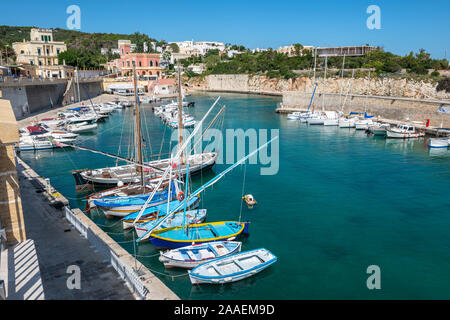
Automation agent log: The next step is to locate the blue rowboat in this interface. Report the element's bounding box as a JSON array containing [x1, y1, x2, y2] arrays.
[[189, 248, 277, 284], [147, 221, 250, 249], [121, 196, 200, 228], [159, 241, 242, 269]]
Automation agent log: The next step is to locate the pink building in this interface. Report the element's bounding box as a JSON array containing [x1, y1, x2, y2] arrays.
[[117, 40, 162, 78]]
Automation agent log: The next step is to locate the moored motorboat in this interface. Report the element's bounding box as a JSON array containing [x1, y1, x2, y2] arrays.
[[386, 124, 425, 139], [159, 241, 242, 269], [188, 248, 277, 284], [428, 138, 449, 148]]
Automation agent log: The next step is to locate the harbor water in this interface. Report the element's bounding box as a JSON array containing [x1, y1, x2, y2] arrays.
[[20, 92, 450, 299]]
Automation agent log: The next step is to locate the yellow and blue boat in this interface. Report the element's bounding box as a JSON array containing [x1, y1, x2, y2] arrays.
[[142, 221, 250, 249]]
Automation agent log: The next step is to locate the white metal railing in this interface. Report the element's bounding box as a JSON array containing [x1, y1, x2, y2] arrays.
[[0, 218, 6, 252], [63, 206, 148, 299]]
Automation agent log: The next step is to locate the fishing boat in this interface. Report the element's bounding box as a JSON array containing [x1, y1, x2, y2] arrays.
[[147, 221, 249, 249], [121, 196, 200, 227], [368, 122, 389, 136], [134, 136, 277, 245], [386, 124, 425, 139], [428, 138, 449, 148], [86, 175, 174, 207], [71, 152, 217, 188], [93, 182, 179, 217], [134, 209, 207, 235], [70, 64, 217, 189], [188, 248, 277, 284], [159, 241, 242, 269]]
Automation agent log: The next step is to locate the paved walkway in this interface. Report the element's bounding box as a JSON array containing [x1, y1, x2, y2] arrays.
[[2, 161, 137, 300]]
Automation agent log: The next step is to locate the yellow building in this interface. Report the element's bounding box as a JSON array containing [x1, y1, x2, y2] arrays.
[[12, 28, 72, 79]]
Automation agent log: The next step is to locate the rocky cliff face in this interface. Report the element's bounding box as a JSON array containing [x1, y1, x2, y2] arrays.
[[188, 75, 450, 100]]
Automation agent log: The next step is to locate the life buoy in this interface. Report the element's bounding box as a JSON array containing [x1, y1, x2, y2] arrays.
[[177, 192, 185, 201]]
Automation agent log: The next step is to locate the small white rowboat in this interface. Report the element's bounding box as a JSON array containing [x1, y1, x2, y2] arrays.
[[189, 248, 277, 284], [159, 241, 242, 269]]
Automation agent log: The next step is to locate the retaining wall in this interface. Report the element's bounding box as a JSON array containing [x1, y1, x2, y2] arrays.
[[0, 80, 104, 120]]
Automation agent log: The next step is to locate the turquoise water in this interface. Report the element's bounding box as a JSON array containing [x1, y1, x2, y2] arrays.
[[20, 92, 450, 299]]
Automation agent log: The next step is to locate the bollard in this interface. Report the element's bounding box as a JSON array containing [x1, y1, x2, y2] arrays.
[[0, 280, 5, 300], [44, 178, 51, 194]]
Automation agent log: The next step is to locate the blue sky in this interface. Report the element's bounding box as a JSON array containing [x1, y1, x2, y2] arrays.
[[1, 0, 449, 58]]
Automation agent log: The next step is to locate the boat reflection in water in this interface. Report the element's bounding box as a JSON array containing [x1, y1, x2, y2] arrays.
[[384, 138, 423, 154], [428, 147, 449, 158]]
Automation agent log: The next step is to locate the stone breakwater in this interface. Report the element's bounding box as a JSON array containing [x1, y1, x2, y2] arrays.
[[188, 74, 450, 127]]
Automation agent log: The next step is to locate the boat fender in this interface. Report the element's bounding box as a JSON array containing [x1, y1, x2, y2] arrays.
[[177, 192, 185, 201]]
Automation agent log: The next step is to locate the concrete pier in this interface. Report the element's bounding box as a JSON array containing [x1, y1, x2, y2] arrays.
[[3, 158, 179, 300]]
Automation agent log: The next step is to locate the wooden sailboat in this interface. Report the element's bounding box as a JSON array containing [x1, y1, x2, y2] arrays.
[[71, 63, 218, 189], [134, 136, 278, 247]]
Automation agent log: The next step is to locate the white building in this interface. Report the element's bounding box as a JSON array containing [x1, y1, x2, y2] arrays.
[[167, 40, 225, 56]]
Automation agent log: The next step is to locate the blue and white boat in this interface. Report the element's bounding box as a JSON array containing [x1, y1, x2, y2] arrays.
[[159, 241, 242, 269], [93, 181, 179, 217], [135, 209, 207, 236], [121, 196, 200, 228], [188, 248, 277, 284], [134, 136, 278, 244]]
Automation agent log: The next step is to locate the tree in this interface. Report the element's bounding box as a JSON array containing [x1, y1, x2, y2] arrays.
[[293, 43, 303, 56], [169, 43, 180, 53]]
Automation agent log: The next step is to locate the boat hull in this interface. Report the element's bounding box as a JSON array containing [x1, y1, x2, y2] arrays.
[[146, 221, 250, 248], [428, 138, 449, 148], [188, 248, 277, 284], [160, 241, 242, 269]]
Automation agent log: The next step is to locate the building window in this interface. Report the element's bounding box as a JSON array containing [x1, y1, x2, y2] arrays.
[[38, 60, 42, 66], [37, 48, 41, 55], [57, 49, 60, 54], [139, 61, 142, 67], [150, 60, 153, 67], [127, 61, 130, 67], [20, 50, 24, 54], [30, 61, 34, 65], [155, 61, 158, 66]]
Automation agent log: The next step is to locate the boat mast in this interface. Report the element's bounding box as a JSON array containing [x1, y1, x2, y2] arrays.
[[322, 56, 328, 112], [133, 62, 144, 187], [177, 61, 184, 165], [339, 54, 346, 108]]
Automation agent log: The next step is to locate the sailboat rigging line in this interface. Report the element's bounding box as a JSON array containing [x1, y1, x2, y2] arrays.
[[137, 135, 279, 241], [239, 163, 247, 223], [189, 105, 226, 154], [131, 97, 222, 225], [63, 143, 167, 173], [307, 61, 325, 112], [341, 69, 355, 113], [158, 122, 167, 160]]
